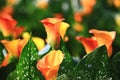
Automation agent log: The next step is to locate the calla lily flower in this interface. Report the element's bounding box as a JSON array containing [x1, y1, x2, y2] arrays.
[[0, 39, 27, 68], [76, 36, 98, 54], [1, 39, 27, 58], [0, 32, 45, 68], [41, 18, 69, 49], [76, 29, 116, 57], [0, 12, 24, 38], [37, 50, 64, 80]]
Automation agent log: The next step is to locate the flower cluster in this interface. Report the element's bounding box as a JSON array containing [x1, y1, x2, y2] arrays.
[[0, 13, 117, 79]]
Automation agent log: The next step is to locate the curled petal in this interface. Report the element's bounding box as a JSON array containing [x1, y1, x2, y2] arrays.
[[0, 39, 27, 67], [59, 22, 69, 39], [0, 53, 12, 68], [32, 37, 45, 50], [76, 36, 98, 54], [41, 18, 63, 24], [37, 50, 64, 80], [41, 18, 69, 49], [89, 29, 116, 57], [1, 39, 28, 58], [1, 39, 20, 58]]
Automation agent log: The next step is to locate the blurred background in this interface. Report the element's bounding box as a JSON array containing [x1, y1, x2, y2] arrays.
[[0, 0, 120, 58]]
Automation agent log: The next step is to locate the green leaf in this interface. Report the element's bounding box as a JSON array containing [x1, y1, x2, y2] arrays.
[[7, 39, 44, 80], [58, 39, 76, 75], [0, 62, 16, 80], [0, 32, 4, 40], [71, 45, 112, 80], [112, 52, 120, 80], [56, 74, 69, 80]]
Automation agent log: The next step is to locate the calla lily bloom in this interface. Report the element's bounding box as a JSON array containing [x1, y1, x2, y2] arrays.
[[0, 33, 45, 68], [41, 18, 69, 49], [76, 29, 116, 57], [0, 39, 27, 68], [37, 50, 64, 80], [76, 36, 98, 54], [1, 39, 27, 58], [0, 12, 24, 38]]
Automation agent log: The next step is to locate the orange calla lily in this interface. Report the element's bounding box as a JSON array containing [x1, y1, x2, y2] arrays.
[[76, 29, 116, 57], [0, 39, 27, 68], [41, 18, 69, 49], [0, 12, 24, 38], [1, 39, 27, 58], [1, 39, 21, 58], [37, 50, 64, 80], [0, 31, 45, 68], [76, 36, 98, 54], [89, 29, 116, 57]]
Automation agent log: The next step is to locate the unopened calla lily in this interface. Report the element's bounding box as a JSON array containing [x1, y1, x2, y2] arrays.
[[76, 29, 116, 57], [37, 50, 64, 80], [41, 18, 69, 49]]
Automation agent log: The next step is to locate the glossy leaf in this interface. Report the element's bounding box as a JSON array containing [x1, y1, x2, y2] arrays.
[[112, 52, 120, 80], [7, 39, 44, 80], [71, 45, 112, 80], [58, 39, 76, 75], [0, 62, 16, 80], [0, 32, 4, 40]]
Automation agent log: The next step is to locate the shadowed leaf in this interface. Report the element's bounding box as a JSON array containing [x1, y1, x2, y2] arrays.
[[7, 39, 44, 80], [71, 45, 112, 80]]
